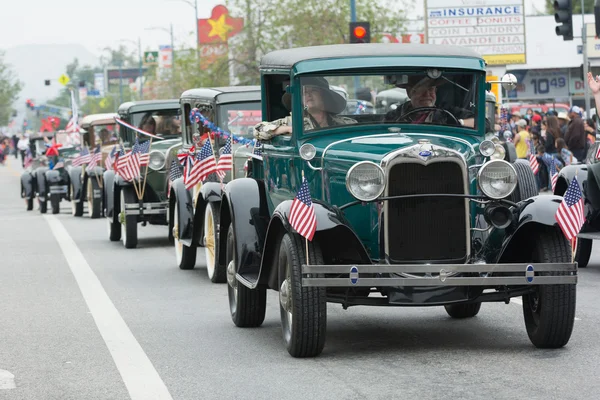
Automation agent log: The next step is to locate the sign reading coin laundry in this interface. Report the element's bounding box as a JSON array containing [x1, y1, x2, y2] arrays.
[[424, 0, 526, 66]]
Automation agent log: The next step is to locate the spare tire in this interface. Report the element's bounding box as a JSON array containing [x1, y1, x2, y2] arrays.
[[509, 159, 539, 203]]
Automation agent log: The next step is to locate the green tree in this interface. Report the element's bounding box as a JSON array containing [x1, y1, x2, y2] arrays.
[[0, 51, 23, 126], [545, 0, 595, 14], [226, 0, 412, 85]]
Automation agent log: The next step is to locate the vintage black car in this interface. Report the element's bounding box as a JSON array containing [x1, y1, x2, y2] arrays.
[[554, 142, 600, 268], [217, 44, 577, 357], [21, 132, 77, 214], [103, 100, 181, 248], [170, 86, 261, 282]]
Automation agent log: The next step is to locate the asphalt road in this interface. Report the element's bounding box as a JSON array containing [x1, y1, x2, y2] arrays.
[[1, 157, 600, 400]]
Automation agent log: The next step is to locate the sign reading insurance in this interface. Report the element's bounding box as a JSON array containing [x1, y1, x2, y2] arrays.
[[424, 0, 526, 66]]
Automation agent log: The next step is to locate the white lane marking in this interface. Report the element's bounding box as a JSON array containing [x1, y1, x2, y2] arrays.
[[0, 369, 16, 389], [43, 215, 173, 400]]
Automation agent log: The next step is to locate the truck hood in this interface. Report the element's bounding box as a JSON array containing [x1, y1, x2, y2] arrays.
[[148, 137, 181, 153], [307, 131, 479, 165]]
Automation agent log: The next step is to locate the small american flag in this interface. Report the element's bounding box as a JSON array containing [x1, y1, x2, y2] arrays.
[[183, 151, 196, 190], [595, 143, 600, 160], [289, 176, 317, 241], [555, 176, 585, 241], [87, 144, 102, 169], [528, 140, 539, 175], [105, 146, 117, 170], [216, 136, 233, 180], [186, 140, 217, 189], [551, 158, 559, 192], [167, 159, 183, 195], [123, 138, 146, 180], [500, 107, 509, 131], [72, 147, 91, 167], [136, 139, 151, 166], [115, 145, 127, 176]]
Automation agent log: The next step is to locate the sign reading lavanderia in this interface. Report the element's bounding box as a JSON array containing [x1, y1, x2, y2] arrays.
[[424, 0, 526, 66]]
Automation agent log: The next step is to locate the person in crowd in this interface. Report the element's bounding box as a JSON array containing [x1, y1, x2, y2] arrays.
[[536, 144, 553, 192], [513, 119, 530, 159], [557, 112, 570, 136], [544, 115, 561, 154], [585, 118, 597, 145], [140, 115, 156, 134], [509, 111, 522, 133], [556, 137, 573, 167], [569, 105, 583, 121], [565, 117, 587, 161], [17, 134, 29, 167]]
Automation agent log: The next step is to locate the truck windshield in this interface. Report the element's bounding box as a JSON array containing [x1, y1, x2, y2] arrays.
[[131, 109, 181, 138], [218, 102, 262, 138], [299, 69, 481, 134]]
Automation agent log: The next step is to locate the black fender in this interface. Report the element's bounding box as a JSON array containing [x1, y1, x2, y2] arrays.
[[554, 164, 587, 197], [172, 178, 194, 246], [35, 167, 49, 198], [174, 180, 222, 246], [257, 200, 371, 290], [21, 172, 34, 199], [103, 170, 116, 218], [494, 195, 565, 263], [502, 141, 517, 163], [69, 166, 83, 202]]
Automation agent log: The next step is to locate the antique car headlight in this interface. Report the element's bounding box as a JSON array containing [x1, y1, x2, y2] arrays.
[[479, 140, 495, 157], [148, 151, 166, 171], [490, 144, 506, 160], [478, 160, 517, 199], [346, 161, 385, 201]]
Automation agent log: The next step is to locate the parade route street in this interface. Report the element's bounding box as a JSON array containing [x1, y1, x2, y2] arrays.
[[2, 157, 600, 400]]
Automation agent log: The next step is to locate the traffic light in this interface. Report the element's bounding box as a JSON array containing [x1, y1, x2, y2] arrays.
[[25, 99, 35, 110], [349, 22, 371, 44], [44, 79, 51, 86], [78, 81, 86, 88], [554, 0, 573, 41]]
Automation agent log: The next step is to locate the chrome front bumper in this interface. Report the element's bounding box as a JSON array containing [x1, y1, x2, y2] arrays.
[[49, 185, 68, 194], [301, 263, 577, 287], [123, 202, 168, 216]]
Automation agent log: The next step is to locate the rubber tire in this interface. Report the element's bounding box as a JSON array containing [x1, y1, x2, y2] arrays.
[[26, 197, 33, 211], [509, 159, 539, 203], [50, 193, 60, 214], [120, 187, 138, 249], [522, 228, 576, 348], [39, 197, 47, 214], [71, 184, 84, 217], [227, 225, 267, 327], [575, 238, 592, 269], [87, 177, 102, 219], [444, 303, 482, 318], [205, 202, 226, 283], [174, 202, 197, 270], [278, 232, 327, 358]]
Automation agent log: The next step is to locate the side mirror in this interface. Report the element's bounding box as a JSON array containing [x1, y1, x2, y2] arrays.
[[500, 73, 518, 91]]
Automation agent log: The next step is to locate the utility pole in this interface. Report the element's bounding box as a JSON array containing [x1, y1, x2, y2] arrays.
[[138, 37, 144, 100], [119, 60, 124, 106], [583, 0, 591, 113]]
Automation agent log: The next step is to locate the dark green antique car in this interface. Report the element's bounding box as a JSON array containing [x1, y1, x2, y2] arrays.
[[217, 44, 578, 357], [170, 86, 261, 282], [103, 100, 181, 248]]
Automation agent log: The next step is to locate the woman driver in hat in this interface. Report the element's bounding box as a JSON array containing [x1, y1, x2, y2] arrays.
[[254, 77, 356, 140], [384, 74, 475, 128]]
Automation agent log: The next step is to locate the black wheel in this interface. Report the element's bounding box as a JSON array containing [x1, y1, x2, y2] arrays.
[[120, 187, 138, 249], [523, 228, 576, 348], [278, 232, 327, 358], [26, 197, 33, 211], [87, 177, 102, 219], [173, 202, 197, 269], [509, 159, 539, 203], [50, 193, 60, 214], [39, 197, 47, 214], [575, 238, 592, 268], [444, 303, 482, 319], [71, 184, 84, 217], [205, 202, 226, 283], [226, 225, 266, 327]]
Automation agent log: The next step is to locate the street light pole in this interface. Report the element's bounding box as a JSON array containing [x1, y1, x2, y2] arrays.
[[138, 37, 144, 100], [167, 0, 199, 60], [582, 0, 591, 113]]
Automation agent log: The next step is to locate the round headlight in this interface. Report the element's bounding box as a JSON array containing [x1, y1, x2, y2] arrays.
[[480, 140, 496, 157], [346, 161, 385, 202], [299, 143, 316, 161], [148, 151, 166, 171], [490, 144, 506, 160], [478, 160, 517, 199], [503, 130, 513, 140]]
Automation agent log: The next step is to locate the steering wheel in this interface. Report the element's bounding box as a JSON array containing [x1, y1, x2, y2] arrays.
[[395, 106, 460, 125]]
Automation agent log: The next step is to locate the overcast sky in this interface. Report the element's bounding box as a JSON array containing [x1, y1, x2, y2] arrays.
[[1, 0, 548, 56]]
